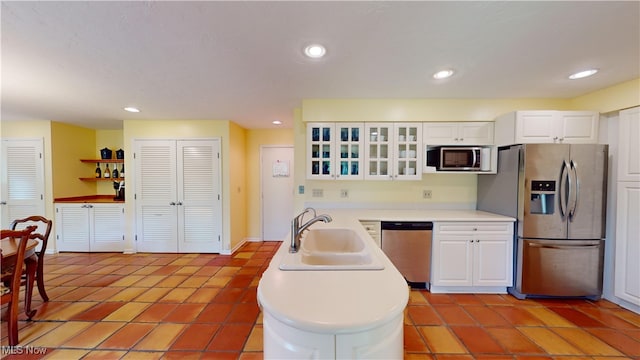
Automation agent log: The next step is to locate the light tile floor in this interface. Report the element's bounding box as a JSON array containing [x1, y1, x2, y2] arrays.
[[1, 241, 639, 359]]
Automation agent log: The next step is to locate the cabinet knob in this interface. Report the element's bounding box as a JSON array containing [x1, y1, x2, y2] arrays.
[[459, 138, 464, 141], [469, 239, 474, 243], [177, 202, 183, 206], [473, 227, 478, 231], [169, 202, 176, 206], [0, 201, 6, 205]]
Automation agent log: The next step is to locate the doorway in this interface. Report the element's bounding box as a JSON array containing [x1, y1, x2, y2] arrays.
[[261, 146, 294, 241]]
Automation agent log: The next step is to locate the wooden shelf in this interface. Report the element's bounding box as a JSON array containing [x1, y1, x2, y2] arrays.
[[80, 159, 124, 163], [79, 177, 124, 181]]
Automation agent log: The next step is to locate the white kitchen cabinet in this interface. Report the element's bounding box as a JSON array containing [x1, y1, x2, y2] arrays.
[[263, 310, 403, 359], [359, 220, 381, 247], [423, 122, 494, 145], [494, 110, 599, 146], [55, 203, 124, 252], [617, 107, 640, 182], [431, 222, 513, 293], [364, 123, 422, 180], [614, 106, 640, 308], [307, 123, 363, 180], [134, 139, 222, 253]]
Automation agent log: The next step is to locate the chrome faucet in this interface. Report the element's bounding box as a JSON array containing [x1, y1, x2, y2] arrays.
[[290, 208, 332, 253]]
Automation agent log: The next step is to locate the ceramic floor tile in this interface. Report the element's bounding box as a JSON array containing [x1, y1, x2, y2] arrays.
[[486, 327, 546, 355], [98, 323, 156, 350], [408, 305, 444, 325], [433, 304, 476, 325], [38, 301, 97, 321], [54, 286, 101, 301], [132, 275, 166, 287], [133, 323, 186, 351], [163, 303, 206, 323], [450, 325, 505, 354], [464, 305, 511, 326], [207, 323, 253, 351], [549, 307, 606, 327], [205, 275, 232, 287], [449, 294, 484, 305], [213, 287, 246, 303], [79, 287, 123, 301], [174, 265, 201, 275], [69, 302, 126, 321], [409, 290, 429, 305], [133, 287, 172, 302], [517, 327, 583, 355], [109, 275, 145, 287], [178, 275, 210, 288], [156, 275, 189, 287], [195, 302, 235, 323], [170, 323, 220, 351], [524, 306, 577, 327], [419, 326, 468, 354], [63, 322, 126, 348], [28, 321, 93, 347], [243, 325, 263, 352], [159, 287, 197, 302], [185, 287, 221, 303], [82, 350, 129, 359], [226, 303, 260, 323], [494, 306, 545, 326], [610, 308, 640, 327], [102, 302, 150, 321], [576, 306, 639, 329], [552, 327, 624, 356], [134, 303, 179, 322], [120, 351, 164, 359], [107, 287, 147, 302], [43, 349, 90, 359], [404, 324, 430, 352], [194, 265, 222, 276], [586, 328, 640, 357]]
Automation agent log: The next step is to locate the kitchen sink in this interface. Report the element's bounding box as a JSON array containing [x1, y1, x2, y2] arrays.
[[279, 228, 385, 271]]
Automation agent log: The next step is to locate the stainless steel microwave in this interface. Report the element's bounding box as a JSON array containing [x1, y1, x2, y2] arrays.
[[427, 146, 484, 171]]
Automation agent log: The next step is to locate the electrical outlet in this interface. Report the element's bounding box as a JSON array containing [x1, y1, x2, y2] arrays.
[[423, 190, 432, 199], [312, 189, 324, 198], [340, 189, 349, 198]]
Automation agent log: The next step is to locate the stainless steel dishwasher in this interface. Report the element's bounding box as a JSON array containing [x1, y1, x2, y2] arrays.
[[381, 222, 433, 289]]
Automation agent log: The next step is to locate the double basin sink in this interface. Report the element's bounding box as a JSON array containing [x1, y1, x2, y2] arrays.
[[279, 228, 385, 271]]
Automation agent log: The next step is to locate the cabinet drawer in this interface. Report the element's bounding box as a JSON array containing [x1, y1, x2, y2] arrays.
[[436, 222, 512, 234]]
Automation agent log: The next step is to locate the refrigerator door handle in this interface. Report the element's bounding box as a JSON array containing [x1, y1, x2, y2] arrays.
[[569, 160, 579, 219], [559, 160, 569, 218], [527, 242, 600, 250]]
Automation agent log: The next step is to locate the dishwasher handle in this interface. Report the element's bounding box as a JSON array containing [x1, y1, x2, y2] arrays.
[[381, 222, 433, 231]]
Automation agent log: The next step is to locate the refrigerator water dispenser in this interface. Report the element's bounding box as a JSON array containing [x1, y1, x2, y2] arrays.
[[530, 180, 555, 215]]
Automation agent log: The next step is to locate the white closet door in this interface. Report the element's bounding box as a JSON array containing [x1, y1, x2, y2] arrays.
[[134, 140, 179, 252], [177, 140, 222, 253], [1, 139, 45, 228]]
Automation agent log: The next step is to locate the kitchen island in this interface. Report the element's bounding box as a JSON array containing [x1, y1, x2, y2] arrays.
[[257, 209, 515, 359]]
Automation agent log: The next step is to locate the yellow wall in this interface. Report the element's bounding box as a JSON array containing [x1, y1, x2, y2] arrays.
[[245, 128, 295, 239], [50, 122, 96, 198], [123, 119, 236, 253], [302, 98, 571, 123], [96, 129, 124, 195], [228, 122, 248, 251], [570, 78, 640, 113]]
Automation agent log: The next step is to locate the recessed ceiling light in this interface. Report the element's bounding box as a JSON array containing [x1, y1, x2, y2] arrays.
[[569, 69, 598, 80], [304, 44, 326, 59], [433, 69, 454, 79], [124, 107, 140, 113], [272, 120, 282, 125]]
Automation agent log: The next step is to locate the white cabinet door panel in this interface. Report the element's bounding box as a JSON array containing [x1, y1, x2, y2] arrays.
[[91, 204, 124, 252], [56, 205, 90, 252], [615, 182, 640, 306], [618, 107, 640, 182]]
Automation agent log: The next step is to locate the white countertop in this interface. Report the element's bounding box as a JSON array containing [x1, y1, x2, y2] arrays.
[[256, 209, 514, 334]]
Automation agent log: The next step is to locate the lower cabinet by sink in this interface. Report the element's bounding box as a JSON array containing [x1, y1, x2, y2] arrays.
[[431, 221, 514, 293], [55, 203, 125, 252], [263, 310, 403, 359]]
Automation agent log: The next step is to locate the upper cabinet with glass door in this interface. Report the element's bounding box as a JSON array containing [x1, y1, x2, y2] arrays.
[[394, 124, 422, 180], [307, 123, 363, 180], [364, 123, 422, 180]]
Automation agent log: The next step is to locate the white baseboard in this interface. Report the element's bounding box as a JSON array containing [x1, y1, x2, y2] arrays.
[[245, 237, 262, 242]]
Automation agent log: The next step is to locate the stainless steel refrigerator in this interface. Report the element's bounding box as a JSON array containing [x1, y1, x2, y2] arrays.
[[477, 144, 607, 299]]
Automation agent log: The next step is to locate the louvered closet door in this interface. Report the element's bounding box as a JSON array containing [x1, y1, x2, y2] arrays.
[[91, 204, 125, 252], [1, 139, 45, 228], [177, 140, 222, 253], [135, 140, 179, 252]]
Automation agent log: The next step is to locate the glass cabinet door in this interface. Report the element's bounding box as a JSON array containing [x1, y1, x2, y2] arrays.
[[336, 123, 363, 180], [365, 124, 393, 180], [307, 124, 335, 179], [394, 123, 422, 180]]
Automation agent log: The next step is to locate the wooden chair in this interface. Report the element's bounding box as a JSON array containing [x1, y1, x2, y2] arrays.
[[1, 226, 36, 346], [11, 216, 53, 304]]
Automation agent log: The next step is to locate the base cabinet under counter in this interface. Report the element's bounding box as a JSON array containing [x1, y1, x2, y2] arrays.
[[55, 203, 125, 252], [431, 222, 514, 294]]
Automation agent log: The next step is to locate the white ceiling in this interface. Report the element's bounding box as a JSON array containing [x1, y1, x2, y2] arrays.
[[2, 1, 639, 130]]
